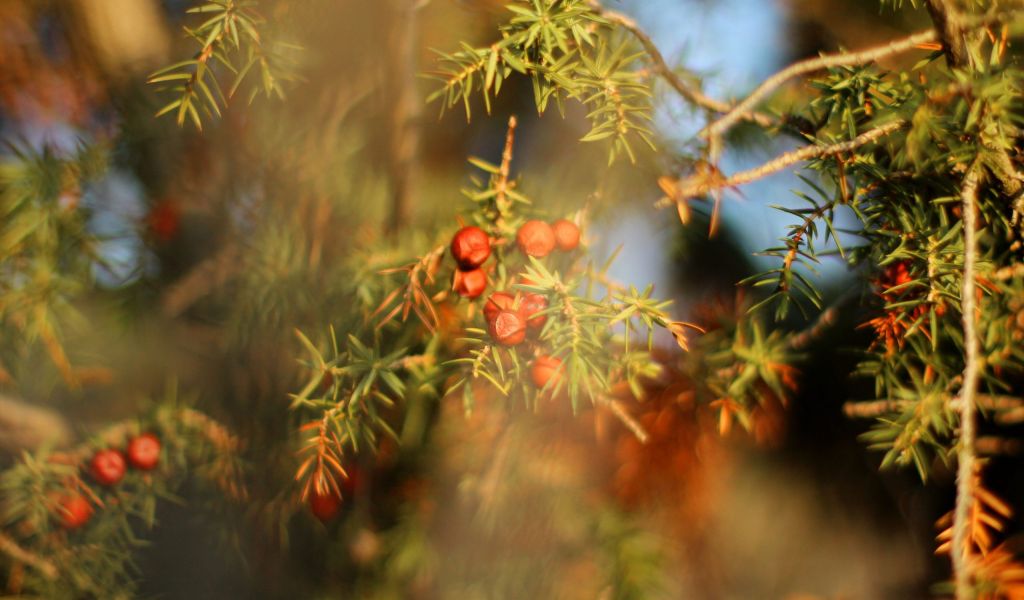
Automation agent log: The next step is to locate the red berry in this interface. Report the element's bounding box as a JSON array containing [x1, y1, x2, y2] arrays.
[[516, 220, 556, 258], [489, 310, 526, 346], [453, 268, 487, 299], [520, 293, 548, 330], [551, 219, 581, 251], [484, 292, 518, 323], [127, 434, 161, 471], [90, 449, 126, 486], [530, 355, 564, 389], [309, 488, 342, 522], [450, 226, 491, 270], [57, 493, 93, 529], [148, 199, 180, 242]]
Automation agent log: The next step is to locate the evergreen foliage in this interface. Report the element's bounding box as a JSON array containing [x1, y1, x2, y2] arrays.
[[4, 0, 1024, 597]]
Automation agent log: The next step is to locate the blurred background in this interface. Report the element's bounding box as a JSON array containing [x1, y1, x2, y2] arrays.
[[0, 0, 1001, 598]]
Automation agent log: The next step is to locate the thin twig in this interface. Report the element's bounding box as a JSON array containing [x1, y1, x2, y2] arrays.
[[952, 168, 981, 599], [0, 531, 57, 580], [477, 419, 513, 515], [385, 0, 422, 236], [844, 394, 1024, 418], [976, 436, 1022, 456], [597, 395, 649, 444], [655, 120, 906, 208], [992, 263, 1024, 280], [703, 30, 935, 139], [843, 399, 905, 418], [995, 406, 1024, 425], [161, 244, 240, 317], [494, 116, 518, 232], [789, 306, 838, 350], [586, 1, 774, 128]]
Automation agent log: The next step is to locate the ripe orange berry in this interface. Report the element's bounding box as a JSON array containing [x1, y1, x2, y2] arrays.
[[309, 488, 342, 522], [57, 493, 93, 529], [450, 226, 491, 270], [90, 449, 126, 486], [127, 434, 161, 471], [516, 220, 555, 258], [530, 355, 563, 389], [453, 268, 487, 299], [489, 310, 526, 346], [520, 293, 548, 330], [551, 219, 580, 251], [484, 291, 518, 323]]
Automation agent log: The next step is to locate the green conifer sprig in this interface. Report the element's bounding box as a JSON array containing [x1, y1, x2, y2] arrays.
[[149, 0, 301, 129], [0, 388, 245, 599], [290, 122, 690, 498], [428, 0, 655, 163], [0, 141, 108, 386]]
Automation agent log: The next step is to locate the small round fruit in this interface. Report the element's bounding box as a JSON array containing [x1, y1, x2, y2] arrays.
[[90, 449, 126, 486], [489, 310, 527, 346], [520, 293, 548, 330], [484, 292, 518, 323], [531, 355, 563, 389], [450, 226, 491, 270], [148, 200, 181, 242], [453, 268, 487, 299], [309, 489, 342, 522], [57, 494, 93, 530], [127, 434, 161, 471], [516, 220, 556, 258], [551, 219, 580, 251]]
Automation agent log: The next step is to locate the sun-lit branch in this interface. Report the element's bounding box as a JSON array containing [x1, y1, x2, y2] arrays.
[[655, 120, 906, 208], [587, 0, 775, 129], [0, 531, 57, 581], [952, 168, 981, 599], [844, 394, 1024, 418], [597, 395, 650, 444], [702, 30, 936, 139]]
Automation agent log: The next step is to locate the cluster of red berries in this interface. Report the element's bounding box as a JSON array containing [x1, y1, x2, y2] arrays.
[[55, 433, 162, 530], [448, 218, 580, 393], [449, 218, 581, 299], [483, 288, 565, 390], [516, 218, 580, 258]]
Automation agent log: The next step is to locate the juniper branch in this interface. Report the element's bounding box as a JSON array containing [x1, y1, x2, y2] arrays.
[[788, 305, 839, 350], [0, 531, 57, 580], [655, 120, 906, 207], [586, 0, 774, 128], [926, 0, 969, 68], [494, 116, 518, 231], [952, 168, 981, 599], [702, 31, 935, 139], [976, 436, 1022, 456], [597, 395, 649, 444], [844, 394, 1024, 418]]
